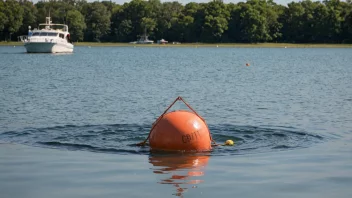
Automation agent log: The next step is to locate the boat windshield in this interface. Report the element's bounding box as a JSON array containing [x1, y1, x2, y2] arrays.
[[40, 32, 58, 37], [31, 32, 58, 37]]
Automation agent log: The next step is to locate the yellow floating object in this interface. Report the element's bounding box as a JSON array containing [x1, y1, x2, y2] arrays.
[[224, 140, 234, 146]]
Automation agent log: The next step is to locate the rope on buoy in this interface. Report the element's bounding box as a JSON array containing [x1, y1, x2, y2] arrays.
[[136, 96, 218, 146]]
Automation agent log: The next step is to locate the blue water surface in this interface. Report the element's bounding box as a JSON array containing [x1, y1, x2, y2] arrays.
[[0, 45, 351, 198]]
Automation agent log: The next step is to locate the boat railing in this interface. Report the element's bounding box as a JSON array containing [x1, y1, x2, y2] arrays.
[[18, 35, 28, 42], [29, 37, 68, 43], [18, 35, 69, 44], [38, 24, 68, 32]]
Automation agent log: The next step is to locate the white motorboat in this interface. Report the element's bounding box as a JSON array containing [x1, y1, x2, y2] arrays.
[[19, 17, 73, 53], [157, 39, 168, 44], [136, 35, 154, 44]]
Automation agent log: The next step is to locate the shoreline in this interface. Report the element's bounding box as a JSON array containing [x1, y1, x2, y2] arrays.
[[1, 41, 352, 48]]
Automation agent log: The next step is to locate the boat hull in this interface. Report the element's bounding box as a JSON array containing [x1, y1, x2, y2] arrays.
[[24, 42, 74, 53]]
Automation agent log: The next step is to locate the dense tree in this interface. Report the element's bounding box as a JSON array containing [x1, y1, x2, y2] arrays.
[[2, 0, 24, 40], [1, 0, 352, 43], [0, 0, 8, 33], [35, 0, 74, 25], [240, 3, 270, 42], [343, 9, 352, 42], [141, 17, 156, 36], [201, 0, 230, 42], [155, 1, 183, 41], [116, 19, 133, 41], [16, 0, 37, 37], [66, 9, 86, 41], [284, 2, 301, 42], [323, 0, 345, 43], [83, 2, 111, 42]]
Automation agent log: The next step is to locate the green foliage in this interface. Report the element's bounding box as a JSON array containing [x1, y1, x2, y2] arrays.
[[344, 11, 352, 42], [3, 0, 24, 40], [84, 2, 111, 42], [282, 0, 348, 43], [202, 0, 230, 42], [141, 17, 156, 35], [0, 0, 8, 32], [155, 1, 183, 40], [66, 9, 86, 41], [1, 0, 352, 43], [121, 0, 150, 38], [116, 19, 133, 42], [240, 5, 270, 43], [16, 0, 37, 37]]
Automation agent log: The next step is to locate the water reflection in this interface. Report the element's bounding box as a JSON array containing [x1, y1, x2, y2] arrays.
[[149, 153, 210, 197]]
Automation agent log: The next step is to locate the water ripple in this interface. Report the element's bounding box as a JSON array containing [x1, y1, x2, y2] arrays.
[[0, 124, 324, 156]]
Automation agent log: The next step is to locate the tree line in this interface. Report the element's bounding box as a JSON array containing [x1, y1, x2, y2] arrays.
[[1, 0, 352, 43]]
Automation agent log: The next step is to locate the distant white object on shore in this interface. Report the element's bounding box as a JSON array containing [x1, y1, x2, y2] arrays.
[[136, 35, 153, 44], [157, 39, 168, 44]]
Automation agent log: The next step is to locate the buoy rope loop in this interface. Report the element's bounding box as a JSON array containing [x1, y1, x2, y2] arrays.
[[136, 97, 181, 146], [178, 97, 219, 146], [136, 96, 218, 146]]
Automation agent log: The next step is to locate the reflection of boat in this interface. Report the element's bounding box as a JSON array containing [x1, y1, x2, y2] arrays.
[[18, 17, 74, 53], [149, 154, 209, 197]]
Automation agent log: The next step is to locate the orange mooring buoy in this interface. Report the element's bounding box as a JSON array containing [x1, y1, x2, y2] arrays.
[[137, 97, 215, 151], [150, 110, 211, 151]]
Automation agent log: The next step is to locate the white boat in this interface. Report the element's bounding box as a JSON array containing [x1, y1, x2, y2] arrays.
[[18, 17, 73, 53], [157, 39, 168, 44], [136, 35, 154, 44]]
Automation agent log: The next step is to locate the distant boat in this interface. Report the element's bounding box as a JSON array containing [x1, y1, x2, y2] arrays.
[[136, 34, 154, 44], [157, 39, 168, 44], [18, 16, 74, 53]]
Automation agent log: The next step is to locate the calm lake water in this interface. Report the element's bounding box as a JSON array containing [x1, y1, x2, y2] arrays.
[[1, 46, 352, 197]]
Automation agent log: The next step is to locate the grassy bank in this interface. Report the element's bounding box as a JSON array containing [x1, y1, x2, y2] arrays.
[[0, 42, 24, 46], [74, 42, 352, 48], [2, 41, 352, 48]]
